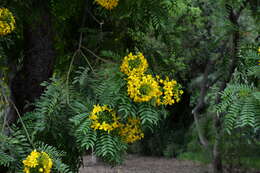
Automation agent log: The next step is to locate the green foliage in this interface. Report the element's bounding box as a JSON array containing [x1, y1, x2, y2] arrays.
[[70, 64, 170, 164], [70, 107, 128, 164], [88, 64, 167, 128], [89, 64, 126, 107], [70, 113, 97, 151], [12, 78, 85, 171], [216, 84, 259, 133], [50, 0, 83, 21], [36, 142, 72, 173], [221, 130, 260, 171], [216, 46, 260, 134], [95, 134, 127, 164], [242, 48, 260, 77], [0, 127, 72, 173], [0, 126, 31, 170], [0, 150, 15, 167], [137, 103, 161, 130], [0, 80, 73, 172], [103, 0, 173, 31], [1, 0, 259, 172]]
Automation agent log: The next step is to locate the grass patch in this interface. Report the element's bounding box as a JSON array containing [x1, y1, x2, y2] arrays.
[[177, 152, 211, 164], [178, 152, 260, 170], [240, 157, 260, 170]]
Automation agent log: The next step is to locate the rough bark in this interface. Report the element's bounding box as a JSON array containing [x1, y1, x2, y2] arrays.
[[7, 1, 55, 124]]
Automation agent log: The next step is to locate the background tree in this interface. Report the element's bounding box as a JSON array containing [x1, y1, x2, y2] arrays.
[[0, 0, 259, 173]]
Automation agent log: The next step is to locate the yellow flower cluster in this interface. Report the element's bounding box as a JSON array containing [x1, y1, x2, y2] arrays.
[[89, 105, 144, 143], [0, 8, 15, 36], [23, 150, 53, 173], [120, 117, 144, 143], [156, 76, 184, 106], [127, 74, 162, 102], [95, 0, 119, 10], [89, 105, 121, 133], [120, 52, 183, 105], [120, 52, 148, 76]]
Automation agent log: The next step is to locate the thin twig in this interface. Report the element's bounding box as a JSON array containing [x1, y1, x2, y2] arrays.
[[82, 46, 112, 63], [66, 1, 90, 103], [10, 100, 35, 148], [66, 50, 80, 103], [86, 7, 103, 26], [79, 50, 94, 72]]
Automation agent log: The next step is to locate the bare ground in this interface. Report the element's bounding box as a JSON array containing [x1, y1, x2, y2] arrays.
[[79, 155, 212, 173]]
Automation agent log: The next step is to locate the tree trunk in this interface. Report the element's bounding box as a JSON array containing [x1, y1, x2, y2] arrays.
[[8, 1, 55, 124], [212, 3, 243, 172], [213, 114, 223, 173]]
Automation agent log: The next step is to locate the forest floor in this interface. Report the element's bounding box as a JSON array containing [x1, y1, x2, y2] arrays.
[[79, 154, 212, 173]]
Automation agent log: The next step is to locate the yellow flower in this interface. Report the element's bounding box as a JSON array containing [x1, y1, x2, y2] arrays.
[[95, 0, 119, 10], [120, 117, 144, 143], [0, 8, 15, 36], [156, 76, 183, 106], [23, 150, 53, 173], [23, 167, 30, 173], [89, 105, 121, 133], [23, 150, 40, 168], [41, 152, 53, 173], [100, 122, 113, 132], [127, 74, 162, 103], [120, 52, 148, 76]]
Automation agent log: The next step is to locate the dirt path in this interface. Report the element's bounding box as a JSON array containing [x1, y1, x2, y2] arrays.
[[79, 155, 212, 173]]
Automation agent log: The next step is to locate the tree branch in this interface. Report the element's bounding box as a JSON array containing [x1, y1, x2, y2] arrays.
[[192, 59, 214, 149]]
